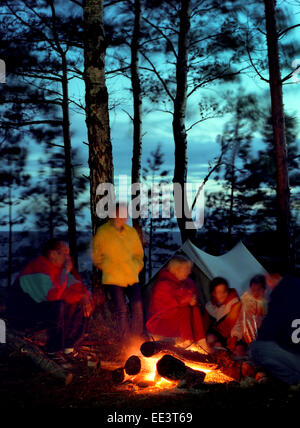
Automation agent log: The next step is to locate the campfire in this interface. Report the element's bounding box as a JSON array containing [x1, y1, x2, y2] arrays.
[[106, 340, 235, 393]]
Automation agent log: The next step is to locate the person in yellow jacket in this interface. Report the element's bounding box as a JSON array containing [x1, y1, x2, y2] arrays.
[[92, 203, 144, 348]]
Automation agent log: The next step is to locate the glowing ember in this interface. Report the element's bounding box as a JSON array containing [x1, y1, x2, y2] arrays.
[[108, 340, 234, 392], [184, 361, 233, 384], [134, 352, 233, 391], [133, 354, 179, 390], [143, 356, 162, 382]]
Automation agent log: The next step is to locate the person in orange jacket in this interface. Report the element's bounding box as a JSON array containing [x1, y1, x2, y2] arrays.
[[92, 203, 144, 348]]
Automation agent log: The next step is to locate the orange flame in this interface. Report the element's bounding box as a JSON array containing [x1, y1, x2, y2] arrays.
[[117, 339, 233, 392]]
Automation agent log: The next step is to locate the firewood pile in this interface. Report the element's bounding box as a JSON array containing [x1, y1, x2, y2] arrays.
[[2, 320, 256, 392], [109, 340, 254, 392]]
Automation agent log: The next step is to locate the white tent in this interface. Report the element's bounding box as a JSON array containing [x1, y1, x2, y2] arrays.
[[143, 239, 267, 309]]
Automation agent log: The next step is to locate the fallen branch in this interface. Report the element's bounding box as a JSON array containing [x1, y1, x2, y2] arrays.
[[6, 329, 73, 385]]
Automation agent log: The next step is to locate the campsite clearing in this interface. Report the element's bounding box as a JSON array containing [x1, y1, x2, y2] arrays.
[[1, 343, 300, 410]]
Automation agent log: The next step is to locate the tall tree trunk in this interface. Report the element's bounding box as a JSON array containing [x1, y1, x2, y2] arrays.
[[172, 0, 195, 243], [131, 0, 142, 229], [228, 171, 235, 238], [83, 0, 114, 289], [49, 179, 54, 240], [83, 0, 114, 238], [47, 0, 78, 266], [148, 215, 153, 279], [61, 53, 78, 268], [228, 105, 241, 238], [264, 0, 293, 272], [8, 186, 12, 288], [130, 0, 146, 285]]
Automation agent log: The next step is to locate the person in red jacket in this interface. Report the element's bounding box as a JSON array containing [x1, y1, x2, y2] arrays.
[[146, 255, 207, 350], [7, 239, 93, 358]]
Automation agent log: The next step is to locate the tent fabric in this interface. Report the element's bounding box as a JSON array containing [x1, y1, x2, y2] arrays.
[[142, 239, 267, 311]]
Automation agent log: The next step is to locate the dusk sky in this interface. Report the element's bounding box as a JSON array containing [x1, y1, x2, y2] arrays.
[[53, 59, 300, 210], [3, 1, 300, 230]]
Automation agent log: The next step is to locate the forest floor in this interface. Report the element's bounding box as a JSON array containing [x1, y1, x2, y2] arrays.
[[1, 336, 300, 413], [1, 346, 300, 412], [1, 301, 300, 413], [0, 346, 300, 416]]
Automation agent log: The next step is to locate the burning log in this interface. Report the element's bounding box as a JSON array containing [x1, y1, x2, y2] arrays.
[[111, 355, 141, 383], [156, 354, 206, 388], [112, 367, 126, 383], [140, 341, 214, 365], [124, 355, 141, 375], [156, 354, 186, 380]]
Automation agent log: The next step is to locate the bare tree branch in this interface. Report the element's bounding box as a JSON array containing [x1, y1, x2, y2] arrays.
[[69, 0, 83, 7], [187, 67, 248, 98], [14, 72, 62, 82], [47, 0, 66, 55], [5, 1, 57, 52], [45, 141, 64, 148], [246, 45, 269, 83], [104, 0, 127, 7], [186, 114, 221, 132], [0, 98, 62, 106], [122, 108, 133, 122], [139, 54, 174, 102], [191, 136, 227, 210], [278, 23, 300, 38], [2, 120, 63, 127], [281, 65, 300, 83], [142, 17, 178, 59], [106, 65, 131, 75]]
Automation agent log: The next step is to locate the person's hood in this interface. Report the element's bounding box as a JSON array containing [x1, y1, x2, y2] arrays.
[[157, 267, 185, 285]]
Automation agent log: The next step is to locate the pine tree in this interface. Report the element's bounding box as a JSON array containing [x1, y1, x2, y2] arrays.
[[0, 141, 30, 287], [142, 144, 177, 278], [24, 147, 89, 238]]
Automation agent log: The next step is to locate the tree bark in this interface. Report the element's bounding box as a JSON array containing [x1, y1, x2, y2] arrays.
[[148, 215, 153, 278], [48, 179, 54, 240], [83, 0, 114, 238], [228, 104, 241, 238], [43, 0, 79, 266], [264, 0, 293, 272], [8, 186, 12, 288], [61, 53, 78, 268], [131, 0, 143, 229], [172, 0, 195, 243]]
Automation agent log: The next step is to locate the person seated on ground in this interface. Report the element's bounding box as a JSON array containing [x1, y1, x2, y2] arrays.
[[233, 340, 248, 359], [235, 274, 267, 344], [6, 239, 93, 361], [206, 329, 249, 357], [146, 255, 208, 351], [249, 265, 300, 386], [205, 330, 227, 353], [204, 277, 242, 350]]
